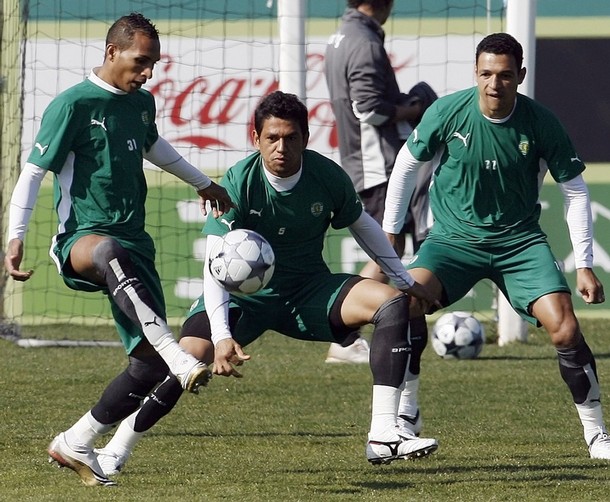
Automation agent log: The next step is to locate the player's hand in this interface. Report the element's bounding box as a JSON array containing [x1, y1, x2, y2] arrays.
[[576, 268, 605, 304], [4, 238, 34, 282], [212, 338, 251, 378], [403, 281, 442, 314], [197, 182, 235, 218]]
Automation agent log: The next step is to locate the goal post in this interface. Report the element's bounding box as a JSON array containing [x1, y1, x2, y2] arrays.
[[0, 0, 25, 334], [496, 0, 537, 345]]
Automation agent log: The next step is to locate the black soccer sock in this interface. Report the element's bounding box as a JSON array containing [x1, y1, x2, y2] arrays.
[[406, 315, 428, 378], [91, 355, 169, 425], [557, 336, 601, 405], [369, 295, 412, 388], [133, 375, 184, 432]]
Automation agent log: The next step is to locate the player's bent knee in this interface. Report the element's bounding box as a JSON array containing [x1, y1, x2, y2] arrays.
[[179, 336, 213, 364], [127, 354, 169, 384], [91, 237, 130, 272], [372, 294, 410, 326]]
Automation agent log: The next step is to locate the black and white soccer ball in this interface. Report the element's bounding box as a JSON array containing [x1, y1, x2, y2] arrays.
[[208, 229, 275, 294], [431, 311, 485, 360]]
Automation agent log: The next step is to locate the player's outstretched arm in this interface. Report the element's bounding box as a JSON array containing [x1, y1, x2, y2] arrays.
[[144, 137, 234, 217]]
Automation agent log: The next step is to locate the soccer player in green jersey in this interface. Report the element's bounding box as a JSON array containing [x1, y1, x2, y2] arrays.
[[93, 90, 442, 477], [383, 32, 610, 459], [4, 13, 233, 486]]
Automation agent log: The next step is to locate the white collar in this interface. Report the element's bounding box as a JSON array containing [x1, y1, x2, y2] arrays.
[[88, 68, 128, 95]]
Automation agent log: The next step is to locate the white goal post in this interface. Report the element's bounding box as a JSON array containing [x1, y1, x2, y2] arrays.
[[497, 0, 536, 345]]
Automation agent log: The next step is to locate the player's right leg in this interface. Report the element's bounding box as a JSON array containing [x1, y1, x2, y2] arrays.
[[69, 235, 211, 393]]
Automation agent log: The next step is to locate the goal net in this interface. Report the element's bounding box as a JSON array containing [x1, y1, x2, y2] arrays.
[[1, 0, 508, 340]]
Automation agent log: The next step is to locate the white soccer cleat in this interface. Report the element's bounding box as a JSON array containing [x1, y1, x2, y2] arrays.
[[48, 433, 116, 487], [325, 337, 370, 364], [397, 409, 423, 437], [173, 357, 212, 393], [94, 448, 128, 477], [589, 429, 610, 459], [366, 431, 438, 465]]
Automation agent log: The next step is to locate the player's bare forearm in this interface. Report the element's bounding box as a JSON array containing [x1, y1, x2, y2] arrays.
[[4, 238, 34, 281]]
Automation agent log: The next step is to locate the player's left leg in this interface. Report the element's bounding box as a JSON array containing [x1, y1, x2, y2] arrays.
[[532, 292, 610, 459]]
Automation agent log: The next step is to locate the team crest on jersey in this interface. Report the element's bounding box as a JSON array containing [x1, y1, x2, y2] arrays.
[[518, 138, 530, 156], [310, 202, 324, 217], [141, 111, 150, 126]]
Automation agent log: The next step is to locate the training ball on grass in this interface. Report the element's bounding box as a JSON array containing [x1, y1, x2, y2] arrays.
[[431, 311, 485, 360], [208, 229, 275, 294]]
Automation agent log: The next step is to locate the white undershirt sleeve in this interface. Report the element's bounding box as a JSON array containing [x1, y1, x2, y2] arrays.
[[203, 234, 233, 345], [7, 162, 47, 242], [144, 136, 211, 191], [558, 174, 593, 269], [382, 144, 425, 234], [348, 211, 415, 290]]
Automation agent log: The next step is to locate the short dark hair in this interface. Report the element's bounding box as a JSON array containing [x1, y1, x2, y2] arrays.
[[347, 0, 393, 9], [476, 32, 523, 70], [106, 12, 159, 50], [254, 91, 309, 138]]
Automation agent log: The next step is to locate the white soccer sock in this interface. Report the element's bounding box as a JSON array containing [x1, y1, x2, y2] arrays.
[[369, 385, 400, 440], [575, 402, 607, 445], [397, 377, 419, 418], [64, 411, 112, 449], [114, 260, 198, 376], [102, 410, 144, 459]]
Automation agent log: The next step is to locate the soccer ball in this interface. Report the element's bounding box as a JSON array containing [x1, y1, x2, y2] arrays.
[[431, 311, 485, 360], [208, 229, 275, 294]]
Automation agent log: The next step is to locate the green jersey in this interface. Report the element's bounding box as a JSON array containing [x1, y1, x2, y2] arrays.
[[27, 75, 159, 249], [408, 87, 584, 243], [204, 150, 363, 292]]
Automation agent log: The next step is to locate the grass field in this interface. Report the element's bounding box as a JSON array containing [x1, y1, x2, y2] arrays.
[[1, 320, 609, 501]]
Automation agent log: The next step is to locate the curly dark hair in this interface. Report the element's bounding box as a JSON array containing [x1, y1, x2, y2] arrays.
[[254, 91, 309, 138], [106, 12, 159, 50], [476, 33, 523, 70]]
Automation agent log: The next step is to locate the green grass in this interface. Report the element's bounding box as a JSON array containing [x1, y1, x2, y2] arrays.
[[1, 320, 609, 501]]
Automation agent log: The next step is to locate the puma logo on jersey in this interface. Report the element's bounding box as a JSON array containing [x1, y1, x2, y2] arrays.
[[221, 218, 235, 230], [249, 208, 263, 217], [90, 117, 107, 131], [452, 131, 470, 147], [34, 142, 49, 155]]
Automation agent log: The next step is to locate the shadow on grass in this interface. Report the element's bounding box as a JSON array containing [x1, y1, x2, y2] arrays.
[[150, 430, 356, 439]]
